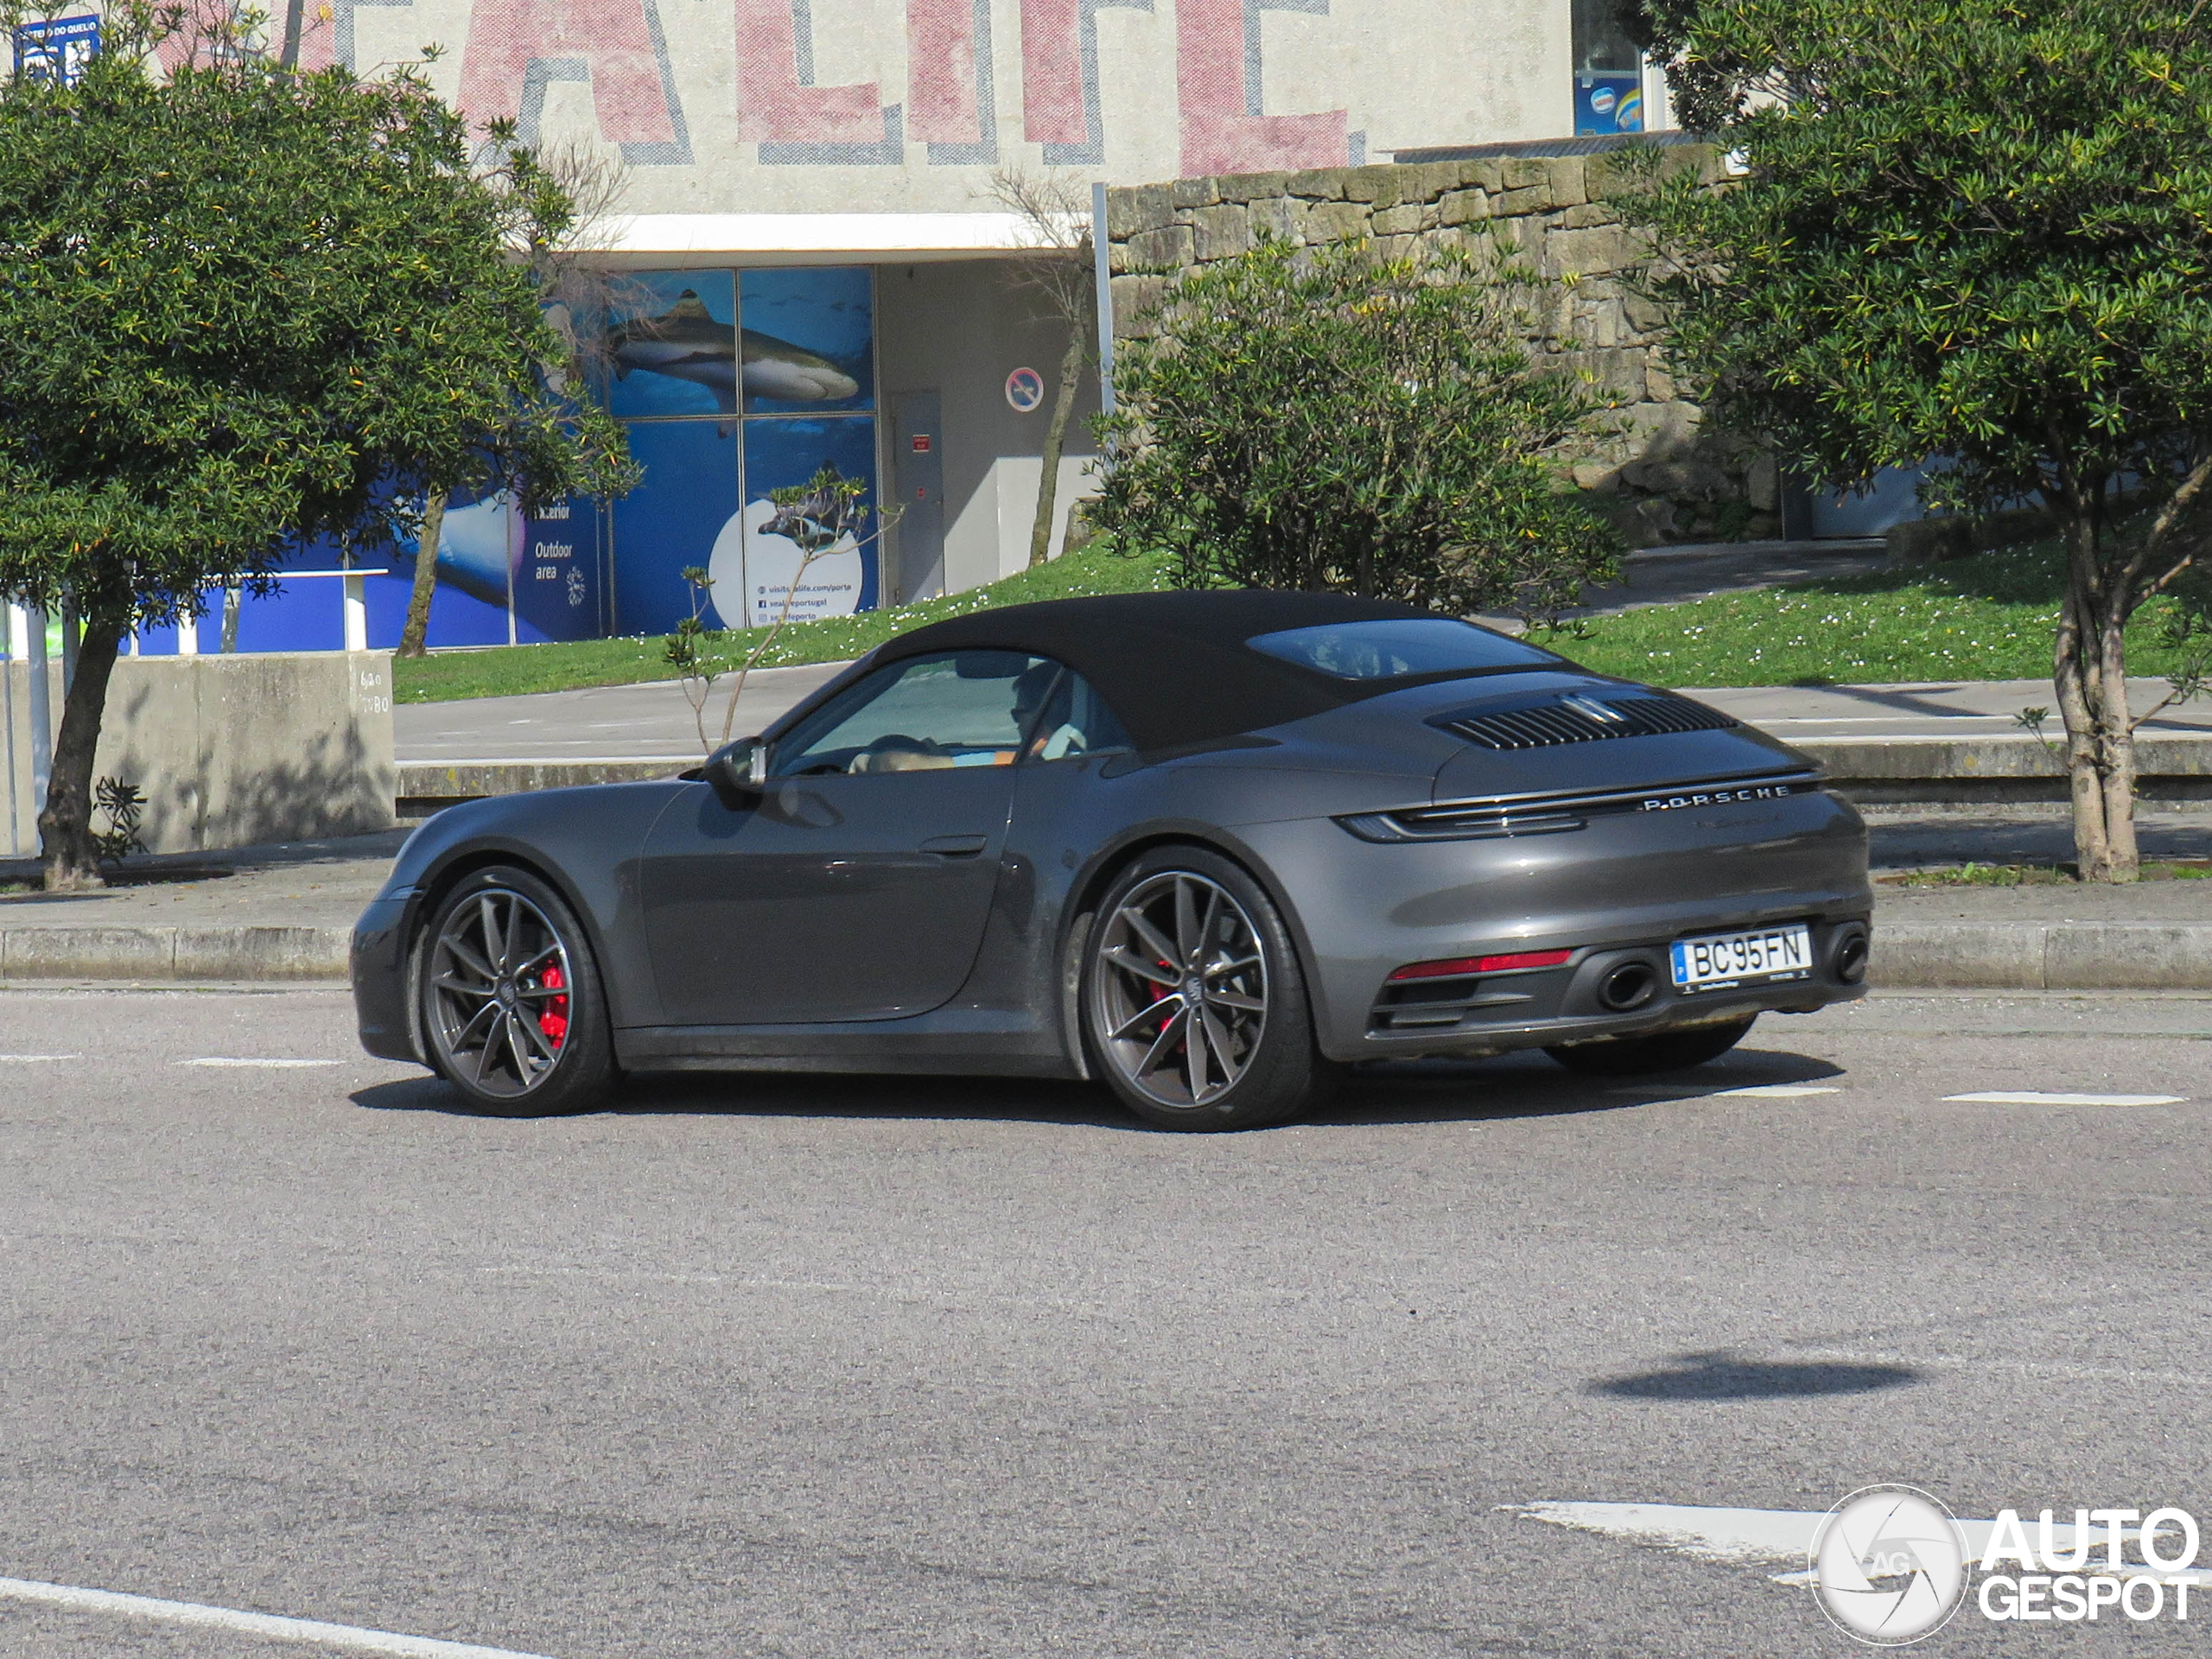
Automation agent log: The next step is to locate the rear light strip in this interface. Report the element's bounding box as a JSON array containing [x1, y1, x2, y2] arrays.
[[1388, 949, 1573, 982]]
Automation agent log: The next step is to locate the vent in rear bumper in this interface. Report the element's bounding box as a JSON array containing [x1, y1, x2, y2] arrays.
[[1338, 770, 1823, 843], [1439, 691, 1738, 750]]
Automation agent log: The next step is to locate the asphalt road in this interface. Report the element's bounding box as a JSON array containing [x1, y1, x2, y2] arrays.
[[3, 988, 2210, 1656]]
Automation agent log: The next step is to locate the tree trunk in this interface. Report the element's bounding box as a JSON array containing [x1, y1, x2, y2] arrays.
[[396, 491, 448, 660], [219, 586, 241, 652], [37, 609, 126, 893], [1028, 299, 1091, 569], [2052, 508, 2139, 882], [277, 0, 307, 68]]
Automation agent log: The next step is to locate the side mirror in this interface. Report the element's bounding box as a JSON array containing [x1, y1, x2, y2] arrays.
[[703, 736, 769, 808]]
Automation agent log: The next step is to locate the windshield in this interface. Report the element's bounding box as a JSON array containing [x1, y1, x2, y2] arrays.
[[1245, 618, 1563, 681]]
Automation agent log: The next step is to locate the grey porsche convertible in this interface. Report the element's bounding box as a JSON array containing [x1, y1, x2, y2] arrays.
[[353, 590, 1871, 1129]]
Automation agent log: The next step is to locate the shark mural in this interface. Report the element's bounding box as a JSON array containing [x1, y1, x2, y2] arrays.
[[604, 289, 861, 413]]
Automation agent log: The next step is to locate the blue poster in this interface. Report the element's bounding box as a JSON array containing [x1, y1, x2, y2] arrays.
[[602, 270, 739, 421], [739, 268, 874, 415], [1574, 73, 1643, 136], [611, 420, 740, 634], [513, 497, 607, 644], [728, 416, 880, 626]]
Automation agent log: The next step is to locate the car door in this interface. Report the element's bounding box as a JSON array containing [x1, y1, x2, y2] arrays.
[[639, 650, 1049, 1026]]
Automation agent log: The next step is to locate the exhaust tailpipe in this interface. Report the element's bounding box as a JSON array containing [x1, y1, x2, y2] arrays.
[[1599, 961, 1659, 1012]]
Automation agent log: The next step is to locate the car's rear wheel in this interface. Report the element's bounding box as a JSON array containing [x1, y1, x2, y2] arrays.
[[418, 867, 616, 1116], [1082, 847, 1338, 1130], [1545, 1015, 1758, 1077]]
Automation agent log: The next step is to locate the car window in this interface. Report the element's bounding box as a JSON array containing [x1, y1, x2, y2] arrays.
[[772, 652, 1139, 777], [1020, 664, 1136, 762], [1245, 618, 1562, 680]]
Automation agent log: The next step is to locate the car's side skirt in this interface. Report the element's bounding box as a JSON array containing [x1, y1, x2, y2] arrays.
[[614, 1020, 1079, 1079]]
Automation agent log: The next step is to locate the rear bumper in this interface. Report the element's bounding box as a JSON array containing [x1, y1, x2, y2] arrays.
[[1232, 788, 1873, 1063], [1357, 915, 1868, 1058]]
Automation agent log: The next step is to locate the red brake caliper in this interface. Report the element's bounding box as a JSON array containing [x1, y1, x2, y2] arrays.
[[1150, 959, 1178, 1035], [537, 963, 569, 1050]]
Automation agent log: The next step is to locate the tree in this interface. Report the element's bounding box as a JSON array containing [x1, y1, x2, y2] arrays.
[[0, 6, 631, 888], [1089, 235, 1623, 617], [985, 168, 1096, 569], [662, 467, 902, 755], [1621, 0, 2212, 881], [396, 139, 638, 660]]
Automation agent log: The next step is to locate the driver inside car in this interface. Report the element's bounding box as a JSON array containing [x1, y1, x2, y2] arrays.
[[851, 664, 1088, 774]]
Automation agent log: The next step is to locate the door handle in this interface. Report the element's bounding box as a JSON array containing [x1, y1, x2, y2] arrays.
[[918, 835, 988, 858]]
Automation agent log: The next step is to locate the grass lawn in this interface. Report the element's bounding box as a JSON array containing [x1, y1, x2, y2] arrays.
[[394, 531, 2196, 704], [392, 539, 1179, 703], [1550, 537, 2193, 688]]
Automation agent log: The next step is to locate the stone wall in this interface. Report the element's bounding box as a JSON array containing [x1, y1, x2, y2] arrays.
[[1103, 149, 1780, 544]]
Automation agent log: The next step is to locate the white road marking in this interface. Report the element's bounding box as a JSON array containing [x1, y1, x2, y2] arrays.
[[0, 1575, 560, 1658], [1513, 1503, 2212, 1586], [1716, 1084, 1842, 1098], [180, 1057, 346, 1069], [0, 1053, 79, 1063], [1943, 1090, 2186, 1107]]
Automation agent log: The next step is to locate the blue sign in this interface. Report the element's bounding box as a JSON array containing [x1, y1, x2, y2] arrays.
[[1574, 73, 1643, 137], [14, 15, 99, 84]]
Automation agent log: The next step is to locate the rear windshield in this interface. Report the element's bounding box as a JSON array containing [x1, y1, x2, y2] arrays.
[[1246, 618, 1563, 681]]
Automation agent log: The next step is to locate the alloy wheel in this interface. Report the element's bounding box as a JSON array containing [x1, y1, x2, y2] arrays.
[[1090, 871, 1269, 1108], [425, 887, 575, 1099]]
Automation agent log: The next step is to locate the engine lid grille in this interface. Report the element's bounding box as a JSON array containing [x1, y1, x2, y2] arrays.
[[1438, 690, 1738, 751]]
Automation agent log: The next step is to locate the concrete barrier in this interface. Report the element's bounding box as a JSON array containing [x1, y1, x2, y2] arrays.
[[1811, 733, 2212, 806], [390, 734, 2212, 819], [3, 652, 395, 857], [395, 758, 678, 820], [1873, 922, 2212, 991]]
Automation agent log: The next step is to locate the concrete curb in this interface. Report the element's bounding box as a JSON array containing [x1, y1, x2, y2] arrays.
[[1872, 923, 2212, 992], [0, 925, 351, 981], [391, 735, 2212, 817], [2, 921, 2207, 991]]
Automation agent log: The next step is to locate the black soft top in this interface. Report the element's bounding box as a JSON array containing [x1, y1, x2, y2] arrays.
[[877, 589, 1497, 751]]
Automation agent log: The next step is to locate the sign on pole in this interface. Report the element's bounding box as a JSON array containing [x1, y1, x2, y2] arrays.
[[13, 14, 99, 84]]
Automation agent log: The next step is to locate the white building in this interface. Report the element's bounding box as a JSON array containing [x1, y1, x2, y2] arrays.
[[18, 0, 1675, 655]]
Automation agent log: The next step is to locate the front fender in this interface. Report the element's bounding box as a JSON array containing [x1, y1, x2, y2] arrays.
[[371, 783, 691, 1029]]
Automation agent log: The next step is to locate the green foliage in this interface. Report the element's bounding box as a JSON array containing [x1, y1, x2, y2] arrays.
[[1550, 538, 2200, 685], [1616, 0, 2212, 877], [1090, 236, 1624, 620], [92, 776, 147, 863], [1624, 0, 2212, 529], [0, 4, 632, 630]]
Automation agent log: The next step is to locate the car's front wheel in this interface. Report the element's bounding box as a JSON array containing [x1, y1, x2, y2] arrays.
[[417, 866, 616, 1116], [1545, 1015, 1758, 1077], [1081, 847, 1338, 1131]]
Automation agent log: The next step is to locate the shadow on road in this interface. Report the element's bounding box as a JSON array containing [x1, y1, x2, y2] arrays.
[[1587, 1348, 1922, 1401], [351, 1045, 1846, 1129]]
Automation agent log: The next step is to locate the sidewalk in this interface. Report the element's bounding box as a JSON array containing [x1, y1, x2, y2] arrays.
[[3, 821, 2204, 989], [0, 830, 402, 979]]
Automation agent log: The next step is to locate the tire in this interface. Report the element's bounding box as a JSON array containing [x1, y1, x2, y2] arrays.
[[417, 866, 617, 1116], [1081, 846, 1338, 1131], [1545, 1015, 1758, 1077]]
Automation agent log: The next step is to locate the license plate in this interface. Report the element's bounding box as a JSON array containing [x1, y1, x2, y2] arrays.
[[1669, 924, 1813, 991]]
